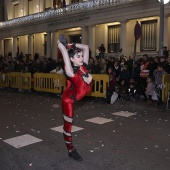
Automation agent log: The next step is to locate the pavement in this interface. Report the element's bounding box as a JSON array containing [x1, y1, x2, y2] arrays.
[[0, 89, 170, 170]]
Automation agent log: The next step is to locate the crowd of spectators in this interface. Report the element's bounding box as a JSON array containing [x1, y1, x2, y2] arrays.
[[0, 47, 170, 106], [0, 52, 64, 75]]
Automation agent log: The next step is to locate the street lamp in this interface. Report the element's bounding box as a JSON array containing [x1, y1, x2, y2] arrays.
[[158, 0, 170, 56], [158, 0, 169, 4]]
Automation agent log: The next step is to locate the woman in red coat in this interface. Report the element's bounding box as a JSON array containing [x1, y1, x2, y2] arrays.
[[57, 35, 92, 161]]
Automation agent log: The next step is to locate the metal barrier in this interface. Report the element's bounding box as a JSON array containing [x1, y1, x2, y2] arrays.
[[0, 73, 10, 87], [87, 74, 109, 97], [10, 72, 32, 90], [33, 73, 109, 97], [162, 74, 170, 102], [2, 72, 170, 101], [34, 73, 66, 94]]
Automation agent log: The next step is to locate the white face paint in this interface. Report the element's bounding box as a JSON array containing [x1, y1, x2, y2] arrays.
[[70, 51, 84, 66]]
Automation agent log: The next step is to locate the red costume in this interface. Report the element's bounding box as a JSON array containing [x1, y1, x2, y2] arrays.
[[62, 64, 92, 151]]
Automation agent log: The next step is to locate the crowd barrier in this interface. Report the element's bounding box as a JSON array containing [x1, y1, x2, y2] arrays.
[[162, 74, 170, 102], [0, 72, 169, 102], [34, 73, 66, 94], [87, 74, 109, 97], [10, 72, 32, 90], [33, 73, 109, 97], [0, 73, 10, 87]]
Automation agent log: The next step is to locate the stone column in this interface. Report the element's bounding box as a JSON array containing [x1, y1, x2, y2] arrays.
[[164, 15, 168, 47], [120, 20, 128, 54], [39, 0, 45, 12], [0, 39, 4, 56], [81, 26, 87, 44], [51, 31, 57, 61], [47, 32, 52, 58], [28, 34, 33, 57], [23, 0, 29, 16], [88, 25, 95, 58], [12, 37, 17, 58]]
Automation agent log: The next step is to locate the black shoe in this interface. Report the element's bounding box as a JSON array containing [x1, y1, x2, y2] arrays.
[[59, 34, 67, 46], [68, 149, 83, 161]]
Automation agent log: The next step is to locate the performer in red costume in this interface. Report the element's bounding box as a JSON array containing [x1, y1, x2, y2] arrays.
[[57, 35, 92, 161]]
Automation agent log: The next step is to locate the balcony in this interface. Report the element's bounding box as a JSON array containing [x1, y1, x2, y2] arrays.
[[0, 0, 138, 29]]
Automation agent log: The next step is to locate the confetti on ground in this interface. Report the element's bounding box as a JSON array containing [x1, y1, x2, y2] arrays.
[[116, 150, 121, 154]]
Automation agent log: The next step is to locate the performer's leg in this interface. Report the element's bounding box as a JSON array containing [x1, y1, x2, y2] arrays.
[[62, 102, 74, 151], [62, 101, 83, 161]]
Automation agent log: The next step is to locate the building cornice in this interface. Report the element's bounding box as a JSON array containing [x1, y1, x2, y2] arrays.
[[0, 0, 170, 39]]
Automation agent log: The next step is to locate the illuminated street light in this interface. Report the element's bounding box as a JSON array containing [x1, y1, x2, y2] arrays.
[[158, 0, 169, 4]]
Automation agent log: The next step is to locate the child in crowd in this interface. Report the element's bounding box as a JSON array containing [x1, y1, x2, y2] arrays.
[[127, 77, 140, 101], [118, 80, 128, 101], [106, 67, 116, 103], [145, 76, 155, 103]]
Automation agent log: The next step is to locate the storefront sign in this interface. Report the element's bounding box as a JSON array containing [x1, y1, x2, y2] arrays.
[[48, 16, 90, 27]]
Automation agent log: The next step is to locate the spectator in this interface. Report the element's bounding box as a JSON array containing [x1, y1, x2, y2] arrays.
[[106, 67, 116, 103], [127, 77, 140, 101], [45, 58, 57, 73], [118, 80, 128, 101], [152, 56, 160, 71], [165, 56, 170, 74], [50, 64, 64, 74], [91, 59, 101, 74], [112, 60, 121, 83], [88, 57, 95, 74], [145, 76, 155, 103], [163, 46, 169, 59], [120, 65, 130, 85], [99, 44, 106, 59], [153, 64, 166, 106], [159, 56, 167, 69], [140, 54, 153, 88]]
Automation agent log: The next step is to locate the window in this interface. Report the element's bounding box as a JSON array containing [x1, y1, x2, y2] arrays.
[[108, 25, 120, 53], [69, 35, 81, 43], [140, 20, 157, 51]]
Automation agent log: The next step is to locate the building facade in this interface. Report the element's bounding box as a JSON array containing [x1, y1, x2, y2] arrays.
[[0, 0, 170, 60]]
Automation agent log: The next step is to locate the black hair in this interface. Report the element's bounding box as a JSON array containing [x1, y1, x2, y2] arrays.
[[67, 44, 81, 58], [157, 63, 163, 68]]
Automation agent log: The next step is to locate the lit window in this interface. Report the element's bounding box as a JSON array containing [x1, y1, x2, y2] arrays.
[[108, 25, 120, 53], [140, 20, 157, 51]]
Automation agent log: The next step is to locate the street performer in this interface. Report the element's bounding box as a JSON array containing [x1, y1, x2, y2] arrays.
[[57, 35, 92, 161]]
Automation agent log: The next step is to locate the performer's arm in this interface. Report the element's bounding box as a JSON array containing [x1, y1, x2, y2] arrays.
[[75, 43, 89, 65], [57, 40, 74, 77]]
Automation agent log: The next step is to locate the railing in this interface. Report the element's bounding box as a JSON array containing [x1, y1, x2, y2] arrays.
[[34, 73, 66, 94], [0, 72, 109, 98], [0, 72, 169, 102], [0, 0, 137, 29], [162, 74, 170, 102]]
